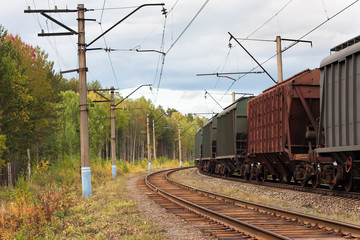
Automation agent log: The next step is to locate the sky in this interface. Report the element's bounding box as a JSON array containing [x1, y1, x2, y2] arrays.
[[2, 0, 360, 115]]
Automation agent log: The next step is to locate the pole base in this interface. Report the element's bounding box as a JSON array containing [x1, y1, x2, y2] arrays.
[[81, 167, 92, 198], [148, 162, 151, 171], [179, 161, 182, 167], [112, 165, 116, 178]]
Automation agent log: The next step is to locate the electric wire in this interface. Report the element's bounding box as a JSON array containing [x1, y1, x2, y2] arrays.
[[153, 16, 167, 105], [212, 0, 294, 93], [167, 0, 180, 15], [46, 0, 61, 71], [153, 0, 210, 105], [322, 0, 330, 20], [212, 48, 231, 90], [212, 0, 293, 88], [219, 0, 359, 102], [98, 22, 120, 89], [25, 0, 79, 79], [31, 0, 43, 29], [245, 0, 294, 41], [99, 0, 107, 24], [165, 0, 210, 55]]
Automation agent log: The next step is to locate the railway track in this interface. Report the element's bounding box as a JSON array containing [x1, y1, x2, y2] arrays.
[[199, 170, 360, 200], [144, 167, 360, 240]]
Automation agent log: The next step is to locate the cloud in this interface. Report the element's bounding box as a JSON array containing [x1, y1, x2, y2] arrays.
[[2, 0, 360, 114]]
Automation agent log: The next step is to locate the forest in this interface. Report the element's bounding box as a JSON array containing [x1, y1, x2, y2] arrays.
[[0, 25, 206, 186]]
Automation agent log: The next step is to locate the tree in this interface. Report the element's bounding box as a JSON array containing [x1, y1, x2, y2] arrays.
[[56, 91, 80, 157]]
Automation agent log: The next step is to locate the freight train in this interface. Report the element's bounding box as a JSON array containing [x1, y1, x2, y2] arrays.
[[195, 36, 360, 192]]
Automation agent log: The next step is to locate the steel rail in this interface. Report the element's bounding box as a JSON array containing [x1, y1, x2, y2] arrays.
[[146, 168, 292, 240], [167, 169, 360, 238], [200, 170, 360, 200]]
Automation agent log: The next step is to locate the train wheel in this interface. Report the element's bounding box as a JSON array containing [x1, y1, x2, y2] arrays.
[[300, 179, 308, 187], [311, 173, 320, 189], [329, 183, 336, 191], [286, 176, 292, 184], [344, 173, 353, 192], [272, 175, 277, 182], [255, 170, 262, 182], [293, 178, 298, 185]]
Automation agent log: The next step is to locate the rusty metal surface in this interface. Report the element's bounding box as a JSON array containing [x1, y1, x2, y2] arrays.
[[145, 168, 359, 239], [247, 69, 320, 177]]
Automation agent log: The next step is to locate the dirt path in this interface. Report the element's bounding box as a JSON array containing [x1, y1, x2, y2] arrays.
[[126, 175, 214, 240]]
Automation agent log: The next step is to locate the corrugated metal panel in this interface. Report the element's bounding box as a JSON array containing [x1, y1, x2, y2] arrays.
[[320, 42, 360, 148], [202, 121, 212, 158], [216, 97, 252, 157], [248, 69, 320, 155], [217, 110, 235, 156], [195, 128, 202, 159], [236, 97, 252, 134]]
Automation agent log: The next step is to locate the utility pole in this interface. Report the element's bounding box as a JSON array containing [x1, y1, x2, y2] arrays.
[[147, 114, 151, 171], [229, 33, 312, 84], [78, 4, 91, 198], [110, 86, 116, 178], [276, 36, 283, 83], [89, 87, 118, 178], [178, 124, 182, 167], [153, 120, 156, 160], [25, 4, 91, 198], [25, 3, 165, 198], [232, 92, 235, 103]]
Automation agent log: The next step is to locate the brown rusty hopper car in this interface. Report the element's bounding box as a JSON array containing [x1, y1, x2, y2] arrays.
[[246, 69, 320, 183]]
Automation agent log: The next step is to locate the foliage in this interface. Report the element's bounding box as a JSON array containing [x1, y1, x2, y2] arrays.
[[0, 155, 192, 239], [0, 24, 206, 188], [0, 134, 7, 170]]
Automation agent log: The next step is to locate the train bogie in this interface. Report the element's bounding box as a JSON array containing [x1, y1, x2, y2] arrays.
[[216, 97, 253, 175], [247, 69, 320, 184], [195, 35, 360, 193], [316, 37, 360, 191]]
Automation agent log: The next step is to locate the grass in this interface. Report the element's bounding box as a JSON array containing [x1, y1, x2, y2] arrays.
[[39, 173, 164, 239], [0, 156, 192, 239]]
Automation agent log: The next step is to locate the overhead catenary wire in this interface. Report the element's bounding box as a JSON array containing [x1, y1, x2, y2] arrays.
[[94, 0, 121, 89], [99, 0, 107, 23], [219, 0, 359, 102], [154, 0, 210, 104], [153, 15, 167, 105], [212, 0, 294, 90], [97, 24, 120, 89], [24, 0, 78, 79], [165, 0, 210, 55], [246, 0, 294, 41]]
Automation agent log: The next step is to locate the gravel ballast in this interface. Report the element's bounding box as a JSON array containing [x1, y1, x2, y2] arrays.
[[126, 175, 215, 240], [171, 168, 360, 225], [127, 169, 360, 239]]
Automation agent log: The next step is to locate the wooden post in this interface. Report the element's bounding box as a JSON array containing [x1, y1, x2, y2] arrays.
[[27, 148, 31, 182]]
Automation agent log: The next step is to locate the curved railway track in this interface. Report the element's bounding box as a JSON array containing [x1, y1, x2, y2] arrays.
[[144, 167, 360, 240], [199, 170, 360, 200]]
